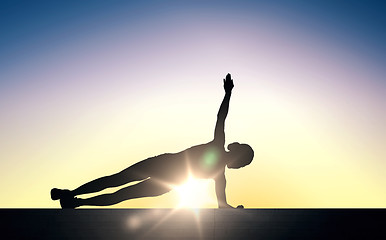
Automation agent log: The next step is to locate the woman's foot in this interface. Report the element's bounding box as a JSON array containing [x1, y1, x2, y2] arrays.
[[50, 188, 73, 200], [60, 196, 80, 209]]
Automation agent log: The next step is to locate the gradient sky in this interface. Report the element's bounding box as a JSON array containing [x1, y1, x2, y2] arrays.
[[0, 0, 385, 208]]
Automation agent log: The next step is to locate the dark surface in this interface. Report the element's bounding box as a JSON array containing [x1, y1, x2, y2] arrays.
[[1, 209, 385, 239]]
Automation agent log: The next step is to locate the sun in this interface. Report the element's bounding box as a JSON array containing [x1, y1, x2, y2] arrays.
[[174, 177, 217, 208]]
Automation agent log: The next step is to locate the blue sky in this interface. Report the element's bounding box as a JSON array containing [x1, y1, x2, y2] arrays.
[[1, 1, 385, 75], [0, 0, 385, 208]]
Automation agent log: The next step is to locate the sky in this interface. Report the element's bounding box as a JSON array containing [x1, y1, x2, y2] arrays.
[[0, 0, 385, 208]]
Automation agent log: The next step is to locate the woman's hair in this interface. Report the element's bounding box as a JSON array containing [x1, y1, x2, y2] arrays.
[[237, 144, 254, 167]]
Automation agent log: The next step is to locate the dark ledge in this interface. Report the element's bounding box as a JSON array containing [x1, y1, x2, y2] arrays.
[[1, 209, 385, 239]]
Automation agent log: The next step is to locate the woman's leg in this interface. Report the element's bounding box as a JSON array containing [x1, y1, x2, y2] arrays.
[[70, 161, 150, 197], [75, 178, 172, 207]]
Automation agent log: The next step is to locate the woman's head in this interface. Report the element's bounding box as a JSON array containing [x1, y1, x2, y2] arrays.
[[226, 142, 254, 169]]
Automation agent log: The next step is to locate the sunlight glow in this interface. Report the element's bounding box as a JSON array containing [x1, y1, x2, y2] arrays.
[[175, 177, 216, 208]]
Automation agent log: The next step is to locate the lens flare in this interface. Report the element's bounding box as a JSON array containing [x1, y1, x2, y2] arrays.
[[175, 177, 216, 208]]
